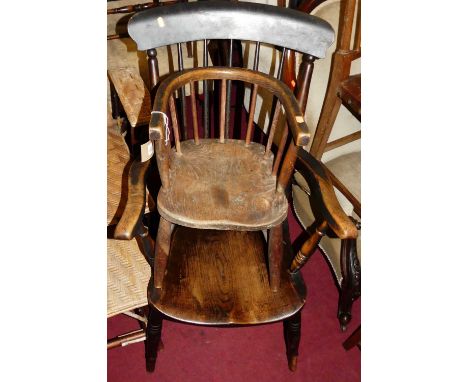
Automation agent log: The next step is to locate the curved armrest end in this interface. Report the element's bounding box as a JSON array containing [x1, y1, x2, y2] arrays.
[[114, 160, 150, 240], [295, 148, 358, 240]]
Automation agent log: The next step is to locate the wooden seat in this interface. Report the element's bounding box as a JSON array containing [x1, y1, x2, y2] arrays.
[[338, 74, 361, 120], [113, 1, 349, 373], [152, 226, 305, 325], [158, 139, 288, 230]]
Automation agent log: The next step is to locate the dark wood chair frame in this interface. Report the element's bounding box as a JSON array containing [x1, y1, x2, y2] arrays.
[[294, 148, 361, 331], [111, 1, 357, 372], [290, 0, 361, 332]]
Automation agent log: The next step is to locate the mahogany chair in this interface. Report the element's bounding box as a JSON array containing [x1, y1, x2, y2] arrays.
[[112, 1, 355, 372]]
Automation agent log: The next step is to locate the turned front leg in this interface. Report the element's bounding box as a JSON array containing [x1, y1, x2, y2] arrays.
[[338, 237, 361, 331], [154, 217, 172, 289], [145, 305, 163, 372], [284, 310, 302, 371], [289, 220, 328, 273]]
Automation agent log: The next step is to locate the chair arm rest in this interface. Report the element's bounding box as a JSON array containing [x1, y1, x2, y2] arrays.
[[295, 148, 357, 239], [114, 159, 151, 240]]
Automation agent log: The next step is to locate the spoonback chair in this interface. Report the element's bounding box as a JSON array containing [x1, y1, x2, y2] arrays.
[[113, 1, 348, 373]]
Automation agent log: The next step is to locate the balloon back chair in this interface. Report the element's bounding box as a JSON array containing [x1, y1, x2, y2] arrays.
[[112, 1, 355, 372]]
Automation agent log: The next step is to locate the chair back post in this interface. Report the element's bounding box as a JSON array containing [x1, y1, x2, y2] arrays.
[[338, 0, 357, 52], [295, 54, 316, 113], [128, 2, 334, 60], [147, 48, 160, 100], [276, 54, 316, 192], [131, 2, 334, 190], [309, 0, 360, 159]]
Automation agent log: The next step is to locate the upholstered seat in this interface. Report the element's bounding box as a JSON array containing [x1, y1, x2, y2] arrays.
[[151, 226, 305, 325], [157, 139, 289, 230]]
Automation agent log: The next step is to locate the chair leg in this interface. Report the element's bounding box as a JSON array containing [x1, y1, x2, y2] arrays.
[[338, 238, 361, 331], [310, 94, 342, 158], [284, 310, 301, 372], [154, 217, 172, 289], [110, 82, 122, 120], [309, 54, 351, 159], [268, 224, 283, 292], [145, 305, 163, 372], [343, 325, 361, 351]]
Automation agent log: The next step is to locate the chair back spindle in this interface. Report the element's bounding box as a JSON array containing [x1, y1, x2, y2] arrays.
[[130, 1, 334, 191], [219, 79, 227, 143], [147, 48, 159, 98], [224, 39, 233, 140], [203, 39, 210, 138], [169, 95, 181, 153], [189, 81, 200, 144], [177, 43, 188, 140]]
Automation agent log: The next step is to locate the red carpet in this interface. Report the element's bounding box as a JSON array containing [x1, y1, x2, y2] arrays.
[[108, 209, 361, 381]]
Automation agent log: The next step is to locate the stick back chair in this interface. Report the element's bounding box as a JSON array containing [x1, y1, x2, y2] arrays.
[[310, 0, 361, 160], [112, 1, 356, 373], [292, 0, 361, 331]]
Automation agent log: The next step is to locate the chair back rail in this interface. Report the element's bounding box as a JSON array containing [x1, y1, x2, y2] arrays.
[[128, 2, 334, 58], [128, 2, 333, 142]]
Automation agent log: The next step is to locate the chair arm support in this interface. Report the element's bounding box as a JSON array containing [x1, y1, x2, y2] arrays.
[[114, 160, 151, 240], [295, 148, 357, 240], [289, 148, 357, 273]]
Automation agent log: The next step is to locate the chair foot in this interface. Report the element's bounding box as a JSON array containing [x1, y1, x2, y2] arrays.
[[288, 355, 298, 372], [284, 311, 301, 372], [343, 325, 361, 351], [338, 238, 360, 330], [339, 313, 351, 332], [145, 306, 163, 373]]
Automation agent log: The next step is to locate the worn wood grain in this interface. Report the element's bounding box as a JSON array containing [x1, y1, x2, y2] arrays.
[[108, 68, 152, 128], [294, 148, 358, 239], [157, 139, 288, 230], [150, 226, 305, 325], [309, 0, 361, 158], [325, 130, 361, 152], [338, 74, 361, 120], [149, 67, 310, 147]]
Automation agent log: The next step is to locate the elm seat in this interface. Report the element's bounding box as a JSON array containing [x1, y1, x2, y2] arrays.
[[151, 226, 306, 325], [157, 139, 289, 230], [115, 0, 339, 372]]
